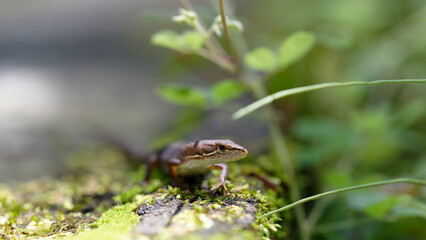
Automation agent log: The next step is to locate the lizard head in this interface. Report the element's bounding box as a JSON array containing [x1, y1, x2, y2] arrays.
[[182, 139, 248, 163]]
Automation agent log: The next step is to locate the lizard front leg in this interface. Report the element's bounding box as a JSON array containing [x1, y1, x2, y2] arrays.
[[208, 163, 228, 194], [168, 158, 183, 187], [143, 154, 159, 182]]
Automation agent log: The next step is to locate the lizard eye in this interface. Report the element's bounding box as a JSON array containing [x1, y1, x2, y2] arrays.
[[218, 145, 226, 151]]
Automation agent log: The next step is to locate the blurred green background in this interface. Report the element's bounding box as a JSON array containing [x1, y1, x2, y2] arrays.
[[0, 0, 425, 239]]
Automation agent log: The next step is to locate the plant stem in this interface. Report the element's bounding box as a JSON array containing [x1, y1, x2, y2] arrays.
[[233, 79, 426, 119], [180, 0, 235, 72], [197, 49, 235, 72], [304, 197, 334, 236], [217, 2, 307, 239], [259, 178, 426, 218], [266, 106, 308, 240], [313, 218, 373, 234], [218, 0, 241, 75], [181, 1, 307, 238]]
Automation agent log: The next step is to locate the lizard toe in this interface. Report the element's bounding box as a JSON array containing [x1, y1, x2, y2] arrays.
[[210, 181, 228, 195]]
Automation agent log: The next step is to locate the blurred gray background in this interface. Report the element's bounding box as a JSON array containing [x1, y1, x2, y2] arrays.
[[0, 0, 225, 181], [1, 0, 425, 181], [0, 0, 268, 181]]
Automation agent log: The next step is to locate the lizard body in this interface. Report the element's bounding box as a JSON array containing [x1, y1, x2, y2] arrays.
[[105, 137, 248, 192], [148, 139, 248, 192]]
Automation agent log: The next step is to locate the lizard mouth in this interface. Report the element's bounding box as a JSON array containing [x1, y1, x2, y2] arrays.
[[183, 147, 247, 165], [208, 148, 248, 162]]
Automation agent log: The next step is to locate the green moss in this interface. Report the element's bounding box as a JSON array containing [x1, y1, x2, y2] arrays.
[[95, 203, 140, 227], [65, 228, 131, 240], [25, 219, 55, 235], [113, 185, 144, 203], [67, 203, 141, 240], [0, 147, 138, 239]]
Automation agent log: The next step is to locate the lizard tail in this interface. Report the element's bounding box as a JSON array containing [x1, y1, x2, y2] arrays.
[[96, 133, 149, 166]]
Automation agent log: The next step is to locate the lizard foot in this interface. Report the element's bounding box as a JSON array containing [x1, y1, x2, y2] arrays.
[[210, 181, 228, 195]]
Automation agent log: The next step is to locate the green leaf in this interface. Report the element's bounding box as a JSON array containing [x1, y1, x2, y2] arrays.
[[180, 31, 204, 51], [391, 198, 426, 219], [151, 30, 181, 51], [211, 79, 246, 104], [172, 8, 197, 27], [278, 31, 316, 69], [151, 30, 204, 52], [226, 19, 244, 32], [244, 47, 277, 72], [365, 196, 401, 219], [157, 84, 206, 107], [212, 15, 244, 36], [323, 170, 352, 188]]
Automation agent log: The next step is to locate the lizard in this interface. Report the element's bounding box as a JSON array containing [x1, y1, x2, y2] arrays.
[[107, 138, 248, 193]]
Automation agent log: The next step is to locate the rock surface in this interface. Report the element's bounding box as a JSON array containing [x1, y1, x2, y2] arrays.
[[134, 194, 259, 238]]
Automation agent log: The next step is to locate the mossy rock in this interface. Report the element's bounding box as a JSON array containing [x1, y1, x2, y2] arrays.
[[0, 148, 282, 239]]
